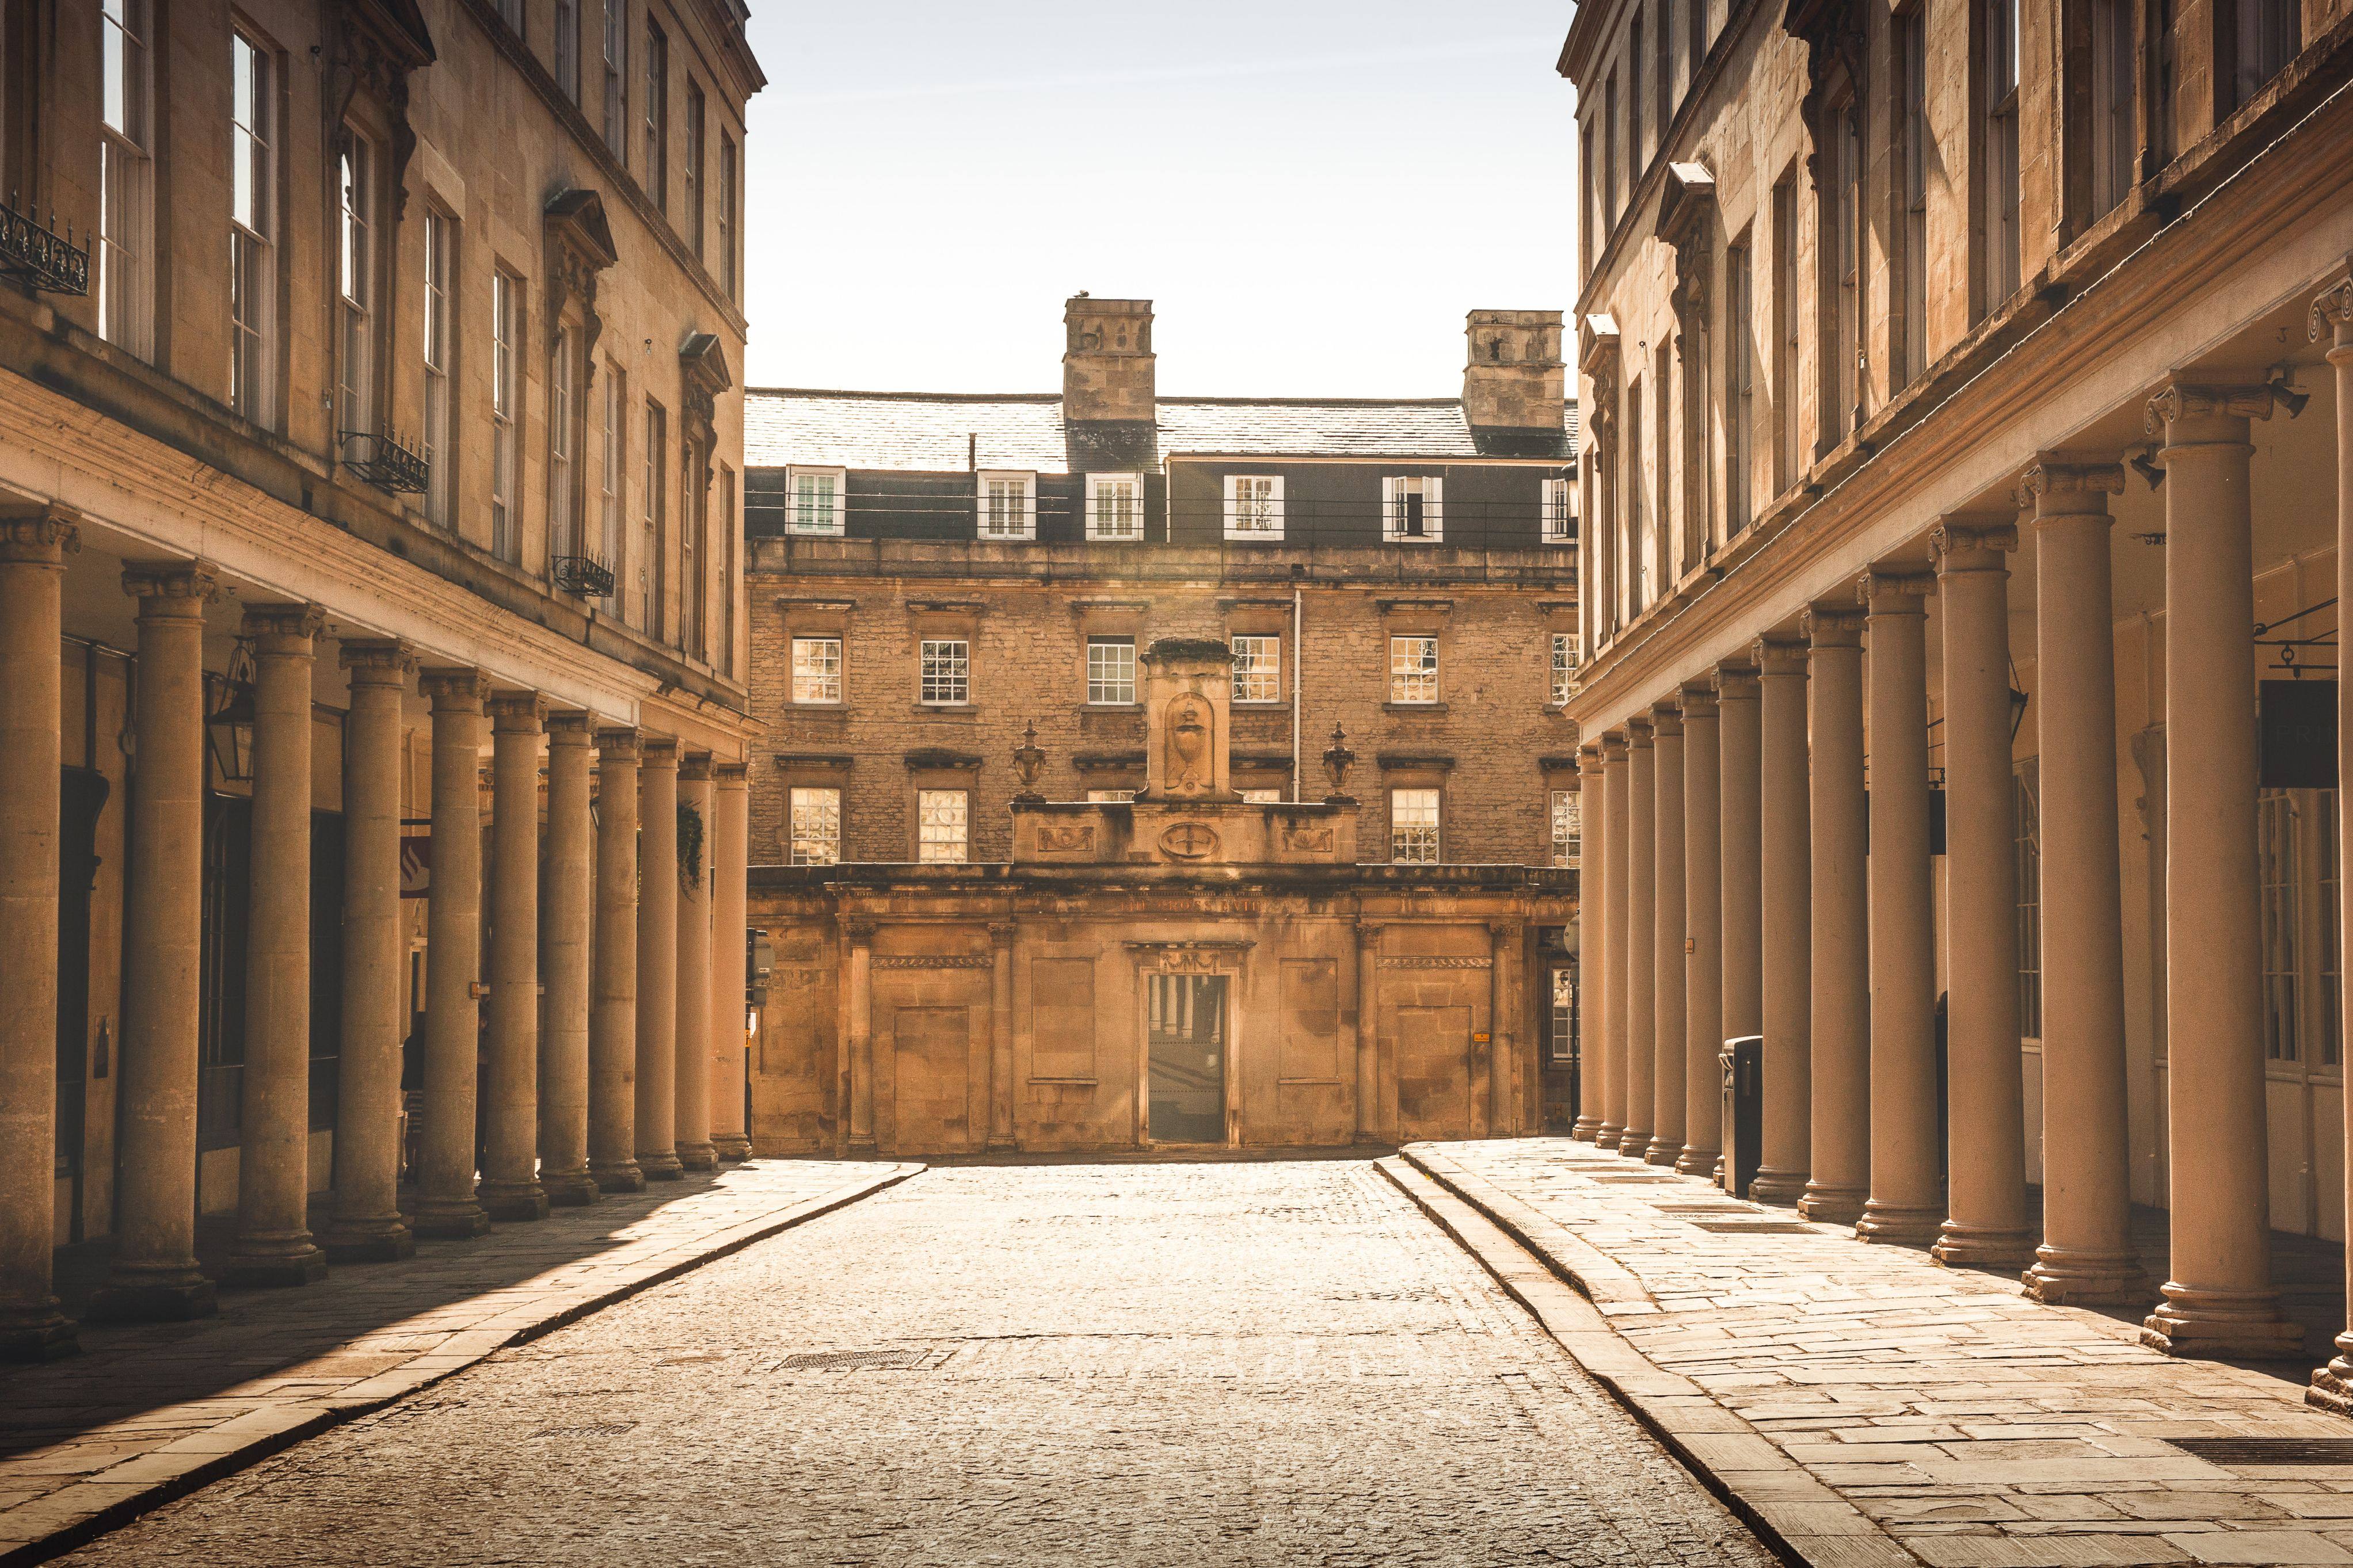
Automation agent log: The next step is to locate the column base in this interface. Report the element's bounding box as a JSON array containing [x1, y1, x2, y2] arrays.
[[1674, 1146, 1719, 1176], [1643, 1138, 1682, 1166], [676, 1142, 718, 1172], [639, 1151, 686, 1181], [220, 1240, 328, 1289], [410, 1200, 492, 1239], [714, 1136, 752, 1162], [1569, 1117, 1602, 1142], [987, 1136, 1020, 1152], [2142, 1283, 2303, 1360], [479, 1182, 550, 1222], [543, 1170, 601, 1207], [85, 1268, 218, 1323], [2023, 1246, 2148, 1307], [1749, 1166, 1808, 1205], [1798, 1184, 1865, 1225], [0, 1303, 77, 1362], [846, 1136, 878, 1157], [1931, 1223, 2039, 1272], [588, 1159, 646, 1194], [1594, 1120, 1624, 1150], [1615, 1128, 1651, 1158], [321, 1222, 416, 1264], [1855, 1202, 1944, 1245], [2307, 1344, 2353, 1416]]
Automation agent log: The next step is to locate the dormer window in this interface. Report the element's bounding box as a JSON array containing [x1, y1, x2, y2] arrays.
[[1542, 478, 1574, 542], [1224, 475, 1283, 540], [788, 466, 847, 535], [1087, 472, 1141, 541], [977, 471, 1036, 540], [1383, 475, 1444, 542]]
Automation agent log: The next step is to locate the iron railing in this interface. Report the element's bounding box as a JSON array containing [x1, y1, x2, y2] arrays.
[[339, 429, 430, 495], [553, 553, 617, 598], [0, 191, 89, 295]]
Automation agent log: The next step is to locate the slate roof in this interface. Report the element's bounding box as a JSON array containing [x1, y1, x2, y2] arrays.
[[743, 390, 1579, 474]]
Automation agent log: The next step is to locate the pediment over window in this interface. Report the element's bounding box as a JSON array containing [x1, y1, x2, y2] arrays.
[[1780, 0, 1867, 148], [545, 189, 619, 365]]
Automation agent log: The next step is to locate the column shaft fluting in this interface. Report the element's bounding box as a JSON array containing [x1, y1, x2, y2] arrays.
[[588, 729, 645, 1192], [1597, 737, 1631, 1147], [2316, 285, 2353, 1414], [1648, 707, 1686, 1164], [2021, 463, 2143, 1304], [636, 739, 684, 1178], [478, 693, 549, 1221], [93, 563, 222, 1318], [1573, 747, 1606, 1140], [321, 640, 417, 1262], [1679, 688, 1723, 1175], [414, 667, 491, 1239], [710, 763, 752, 1161], [1858, 574, 1943, 1243], [225, 605, 328, 1286], [1929, 522, 2036, 1270], [1753, 638, 1813, 1204], [540, 714, 597, 1203], [673, 754, 717, 1170], [1621, 720, 1657, 1157], [0, 509, 77, 1361], [2142, 394, 2299, 1357]]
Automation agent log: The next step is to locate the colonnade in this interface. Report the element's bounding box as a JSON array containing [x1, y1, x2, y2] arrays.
[[1575, 359, 2353, 1378], [0, 529, 753, 1359]]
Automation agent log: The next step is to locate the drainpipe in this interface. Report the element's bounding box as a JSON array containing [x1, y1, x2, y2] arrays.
[[1292, 587, 1303, 800]]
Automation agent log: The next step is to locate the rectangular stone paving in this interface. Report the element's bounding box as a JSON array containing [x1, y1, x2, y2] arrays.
[[0, 1161, 913, 1565], [1408, 1138, 2353, 1568]]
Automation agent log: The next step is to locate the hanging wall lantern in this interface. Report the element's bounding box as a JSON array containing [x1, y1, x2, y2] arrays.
[[207, 639, 258, 784]]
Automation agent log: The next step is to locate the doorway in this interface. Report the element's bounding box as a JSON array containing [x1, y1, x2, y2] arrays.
[[1148, 973, 1226, 1144]]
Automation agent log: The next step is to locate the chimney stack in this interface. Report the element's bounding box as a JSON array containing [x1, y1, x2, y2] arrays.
[[1461, 309, 1566, 431], [1063, 296, 1156, 423]]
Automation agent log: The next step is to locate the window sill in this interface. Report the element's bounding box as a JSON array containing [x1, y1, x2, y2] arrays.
[[911, 703, 978, 718], [1383, 701, 1450, 715], [785, 702, 850, 714], [1223, 532, 1286, 544], [1082, 702, 1142, 712], [1233, 701, 1292, 715]]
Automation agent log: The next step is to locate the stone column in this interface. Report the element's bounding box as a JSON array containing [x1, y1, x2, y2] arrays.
[[2141, 393, 2300, 1358], [1928, 521, 2036, 1270], [1573, 746, 1608, 1140], [992, 920, 1019, 1149], [1752, 636, 1812, 1204], [224, 604, 328, 1287], [414, 667, 491, 1239], [1596, 734, 1632, 1147], [92, 562, 222, 1318], [1679, 685, 1723, 1175], [1489, 921, 1518, 1136], [588, 727, 644, 1192], [710, 763, 752, 1162], [844, 918, 877, 1154], [321, 639, 417, 1262], [1621, 719, 1657, 1158], [2019, 460, 2143, 1304], [1716, 664, 1764, 1045], [2314, 280, 2353, 1414], [477, 692, 549, 1222], [673, 753, 717, 1172], [636, 738, 683, 1178], [1648, 703, 1686, 1165], [540, 713, 597, 1202], [1857, 570, 1943, 1244], [1796, 606, 1868, 1226], [0, 508, 76, 1361]]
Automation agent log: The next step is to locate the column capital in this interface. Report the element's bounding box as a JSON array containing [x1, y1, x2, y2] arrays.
[[486, 690, 547, 731], [989, 920, 1018, 947], [1625, 715, 1654, 747], [842, 918, 878, 946], [680, 750, 715, 782], [1650, 702, 1684, 738], [1357, 921, 1384, 951], [1576, 744, 1605, 777], [241, 601, 325, 649], [1752, 635, 1809, 675], [2017, 456, 2126, 516], [2145, 380, 2271, 442], [1859, 567, 1935, 613], [340, 638, 416, 686], [1714, 661, 1762, 698], [714, 760, 749, 786], [0, 501, 81, 565], [1930, 518, 2019, 575], [1798, 605, 1865, 648], [420, 666, 490, 707], [1601, 730, 1630, 761], [2310, 270, 2353, 346], [641, 735, 680, 765], [1680, 684, 1720, 719], [545, 709, 595, 741], [595, 725, 642, 761], [1487, 921, 1521, 943], [121, 559, 217, 611]]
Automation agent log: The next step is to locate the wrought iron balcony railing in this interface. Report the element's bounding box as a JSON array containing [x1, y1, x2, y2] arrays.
[[339, 429, 430, 495], [0, 191, 90, 295], [553, 554, 617, 598]]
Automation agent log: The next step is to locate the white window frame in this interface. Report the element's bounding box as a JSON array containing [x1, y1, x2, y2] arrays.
[[1389, 634, 1440, 705], [421, 208, 454, 527], [554, 0, 579, 100], [1550, 632, 1578, 705], [599, 363, 625, 605], [229, 31, 274, 424], [1231, 634, 1281, 705], [1382, 475, 1445, 542], [1086, 638, 1136, 705], [99, 0, 155, 357], [977, 471, 1037, 540], [548, 326, 576, 557], [789, 787, 841, 867], [1239, 787, 1284, 804], [917, 788, 970, 864], [790, 635, 843, 705], [918, 638, 969, 705], [1224, 474, 1285, 540], [489, 267, 520, 562], [601, 0, 627, 161], [1551, 789, 1581, 868], [786, 466, 847, 535], [1541, 476, 1574, 543], [1391, 788, 1441, 864], [337, 134, 376, 438], [1087, 472, 1143, 541]]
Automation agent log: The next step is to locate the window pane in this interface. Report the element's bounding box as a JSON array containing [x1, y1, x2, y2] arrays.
[[1087, 639, 1134, 704], [920, 638, 969, 704], [790, 788, 841, 866], [1391, 788, 1441, 863], [1389, 635, 1439, 703], [1232, 635, 1280, 703], [917, 789, 969, 863], [791, 636, 842, 703]]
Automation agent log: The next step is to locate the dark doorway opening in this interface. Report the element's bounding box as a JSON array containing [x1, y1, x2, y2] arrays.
[[1148, 974, 1226, 1144]]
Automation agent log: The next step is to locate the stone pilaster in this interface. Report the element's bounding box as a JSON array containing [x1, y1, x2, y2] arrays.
[[414, 667, 492, 1239], [844, 918, 877, 1155], [636, 738, 684, 1178], [1752, 636, 1812, 1206], [1489, 921, 1520, 1136], [990, 920, 1019, 1150], [673, 752, 718, 1172], [588, 728, 645, 1193]]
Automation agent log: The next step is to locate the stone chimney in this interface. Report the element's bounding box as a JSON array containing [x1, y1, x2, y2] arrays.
[[1461, 308, 1567, 431], [1062, 296, 1157, 422]]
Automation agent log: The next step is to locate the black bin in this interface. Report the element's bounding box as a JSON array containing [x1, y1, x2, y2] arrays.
[[1720, 1036, 1763, 1199]]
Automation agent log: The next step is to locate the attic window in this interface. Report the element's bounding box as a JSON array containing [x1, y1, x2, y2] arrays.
[[1383, 475, 1444, 542], [788, 467, 847, 535], [1088, 472, 1141, 541], [977, 471, 1036, 540]]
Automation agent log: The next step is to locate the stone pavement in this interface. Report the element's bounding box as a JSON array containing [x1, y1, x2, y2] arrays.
[[0, 1160, 915, 1566], [52, 1162, 1779, 1568], [1405, 1138, 2353, 1568]]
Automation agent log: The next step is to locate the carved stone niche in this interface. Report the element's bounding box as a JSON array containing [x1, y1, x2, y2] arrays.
[[545, 190, 618, 371], [680, 333, 734, 491], [1137, 638, 1239, 804]]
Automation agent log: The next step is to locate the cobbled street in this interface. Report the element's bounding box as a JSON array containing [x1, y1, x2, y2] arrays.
[[55, 1162, 1777, 1567]]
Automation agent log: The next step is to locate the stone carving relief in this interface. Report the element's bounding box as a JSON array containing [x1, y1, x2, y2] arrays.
[[872, 956, 994, 971], [1281, 823, 1335, 854], [1159, 822, 1220, 860], [1037, 823, 1096, 854], [1164, 693, 1213, 794]]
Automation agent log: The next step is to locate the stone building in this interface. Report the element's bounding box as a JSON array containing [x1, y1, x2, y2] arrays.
[[0, 0, 761, 1359], [741, 297, 1585, 1152], [1558, 0, 2353, 1397]]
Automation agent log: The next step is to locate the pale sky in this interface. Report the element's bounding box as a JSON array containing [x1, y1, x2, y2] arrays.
[[739, 1, 1580, 398]]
